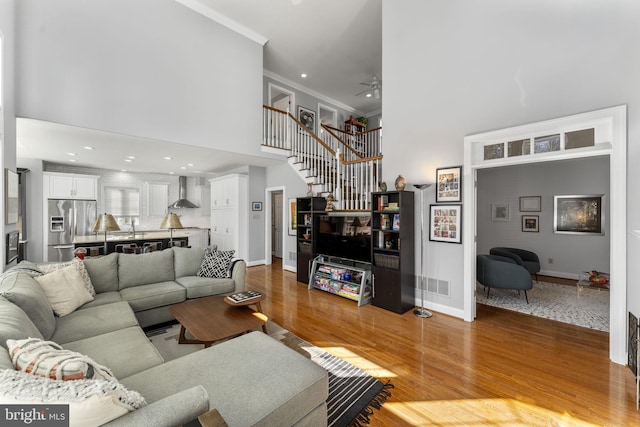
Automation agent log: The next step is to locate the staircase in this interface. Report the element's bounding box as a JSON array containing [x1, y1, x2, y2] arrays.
[[262, 105, 382, 211]]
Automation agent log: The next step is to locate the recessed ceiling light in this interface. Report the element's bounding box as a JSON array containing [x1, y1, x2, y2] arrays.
[[169, 172, 175, 175], [194, 171, 202, 174], [187, 163, 194, 167], [180, 166, 186, 170], [69, 159, 77, 162], [67, 152, 76, 156], [124, 159, 132, 163], [366, 93, 372, 98], [127, 156, 136, 159], [300, 73, 307, 78], [84, 146, 94, 150], [121, 169, 127, 172], [164, 156, 172, 160]]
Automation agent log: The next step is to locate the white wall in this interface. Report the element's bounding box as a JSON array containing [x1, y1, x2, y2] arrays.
[[0, 0, 17, 269], [16, 0, 263, 158], [248, 166, 266, 264], [383, 0, 640, 314], [477, 157, 610, 278]]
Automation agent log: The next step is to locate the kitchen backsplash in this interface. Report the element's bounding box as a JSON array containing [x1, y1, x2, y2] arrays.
[[44, 162, 211, 229]]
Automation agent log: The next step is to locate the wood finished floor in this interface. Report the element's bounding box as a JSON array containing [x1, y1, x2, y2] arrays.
[[247, 260, 638, 426]]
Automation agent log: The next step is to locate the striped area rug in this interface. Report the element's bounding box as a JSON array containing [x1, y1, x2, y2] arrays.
[[268, 325, 392, 427], [146, 322, 392, 427]]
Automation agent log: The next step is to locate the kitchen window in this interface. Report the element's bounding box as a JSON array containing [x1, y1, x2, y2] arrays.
[[104, 186, 140, 227]]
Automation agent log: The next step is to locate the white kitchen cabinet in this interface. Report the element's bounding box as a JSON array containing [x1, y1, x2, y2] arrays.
[[45, 172, 99, 199], [209, 174, 247, 260], [146, 182, 169, 217]]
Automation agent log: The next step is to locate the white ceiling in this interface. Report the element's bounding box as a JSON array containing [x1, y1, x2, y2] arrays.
[[16, 0, 382, 177]]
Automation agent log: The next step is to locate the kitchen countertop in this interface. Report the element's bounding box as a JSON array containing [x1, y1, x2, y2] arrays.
[[73, 231, 190, 244]]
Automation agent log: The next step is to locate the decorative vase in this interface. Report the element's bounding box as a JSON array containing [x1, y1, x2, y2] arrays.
[[379, 181, 387, 192], [395, 175, 406, 191]]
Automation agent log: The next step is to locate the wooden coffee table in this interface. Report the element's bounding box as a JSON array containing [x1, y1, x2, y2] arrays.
[[168, 294, 268, 348]]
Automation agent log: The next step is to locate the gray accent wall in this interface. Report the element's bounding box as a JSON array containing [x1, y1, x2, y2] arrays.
[[477, 157, 610, 278]]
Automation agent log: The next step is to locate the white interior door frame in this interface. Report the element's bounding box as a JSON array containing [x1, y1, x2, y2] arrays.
[[264, 186, 286, 267], [463, 105, 627, 364]]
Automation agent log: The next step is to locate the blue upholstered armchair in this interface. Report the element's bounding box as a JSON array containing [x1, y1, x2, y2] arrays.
[[476, 254, 533, 303], [489, 247, 541, 281]]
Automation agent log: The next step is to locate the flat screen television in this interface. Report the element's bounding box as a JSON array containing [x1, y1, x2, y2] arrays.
[[316, 213, 371, 263]]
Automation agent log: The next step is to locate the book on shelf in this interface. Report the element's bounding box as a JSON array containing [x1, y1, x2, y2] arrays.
[[227, 290, 262, 303], [392, 214, 400, 230], [378, 195, 389, 211]]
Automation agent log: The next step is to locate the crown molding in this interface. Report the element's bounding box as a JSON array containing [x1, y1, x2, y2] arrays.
[[263, 70, 362, 116], [175, 0, 268, 46]]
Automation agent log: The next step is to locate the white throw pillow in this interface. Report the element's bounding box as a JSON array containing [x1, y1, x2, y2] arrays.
[[37, 259, 96, 297], [34, 264, 94, 316], [0, 369, 146, 427], [8, 337, 115, 381]]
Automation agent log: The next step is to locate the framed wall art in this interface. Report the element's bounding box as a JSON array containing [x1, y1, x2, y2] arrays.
[[252, 201, 263, 211], [6, 230, 19, 264], [288, 198, 297, 236], [554, 194, 604, 235], [435, 166, 462, 203], [522, 215, 539, 232], [297, 106, 316, 134], [5, 169, 18, 225], [519, 196, 541, 212], [429, 204, 461, 244], [491, 203, 510, 222]]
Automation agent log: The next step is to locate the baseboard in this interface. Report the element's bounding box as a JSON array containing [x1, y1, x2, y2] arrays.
[[539, 269, 579, 280], [414, 298, 465, 320], [246, 260, 266, 267], [283, 265, 296, 273]]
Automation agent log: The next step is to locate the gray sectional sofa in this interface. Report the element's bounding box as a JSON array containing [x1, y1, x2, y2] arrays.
[[0, 247, 329, 426]]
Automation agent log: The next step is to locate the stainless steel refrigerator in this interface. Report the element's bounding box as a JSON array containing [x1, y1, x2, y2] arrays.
[[47, 199, 97, 262]]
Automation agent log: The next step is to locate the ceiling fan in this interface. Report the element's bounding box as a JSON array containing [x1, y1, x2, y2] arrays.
[[356, 76, 381, 99]]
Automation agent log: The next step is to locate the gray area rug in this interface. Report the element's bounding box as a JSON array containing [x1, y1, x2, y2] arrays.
[[476, 281, 609, 332], [146, 322, 392, 427]]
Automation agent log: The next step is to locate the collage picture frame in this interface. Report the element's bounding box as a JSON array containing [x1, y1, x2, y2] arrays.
[[429, 204, 462, 244]]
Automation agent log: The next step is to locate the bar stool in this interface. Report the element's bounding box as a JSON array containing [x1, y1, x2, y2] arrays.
[[143, 242, 163, 251], [115, 243, 138, 253]]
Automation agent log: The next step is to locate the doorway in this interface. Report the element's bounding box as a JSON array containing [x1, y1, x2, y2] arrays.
[[268, 82, 295, 113], [264, 186, 286, 268], [463, 105, 627, 364]]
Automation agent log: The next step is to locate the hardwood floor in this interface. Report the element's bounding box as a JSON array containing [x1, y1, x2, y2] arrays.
[[247, 259, 638, 426]]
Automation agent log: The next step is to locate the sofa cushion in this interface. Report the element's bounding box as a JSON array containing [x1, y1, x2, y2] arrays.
[[119, 281, 186, 312], [0, 272, 55, 339], [84, 252, 120, 293], [0, 347, 11, 369], [51, 301, 139, 345], [197, 250, 235, 278], [121, 331, 328, 426], [35, 265, 94, 317], [118, 250, 175, 290], [175, 276, 235, 299], [64, 327, 164, 379], [4, 260, 44, 277], [173, 247, 206, 278], [8, 337, 116, 381], [0, 296, 44, 350], [0, 369, 146, 426], [81, 291, 122, 309], [38, 259, 96, 297]]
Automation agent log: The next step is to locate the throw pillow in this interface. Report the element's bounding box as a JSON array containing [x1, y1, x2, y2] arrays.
[[7, 337, 115, 381], [0, 369, 146, 427], [34, 264, 94, 316], [197, 250, 235, 278], [38, 259, 96, 297]]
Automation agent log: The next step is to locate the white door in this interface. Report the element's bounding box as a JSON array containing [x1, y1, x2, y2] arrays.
[[272, 193, 283, 258]]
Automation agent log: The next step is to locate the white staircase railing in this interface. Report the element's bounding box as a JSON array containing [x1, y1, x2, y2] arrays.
[[263, 105, 382, 211]]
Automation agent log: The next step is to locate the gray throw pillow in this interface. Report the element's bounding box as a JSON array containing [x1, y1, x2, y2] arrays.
[[197, 250, 235, 278]]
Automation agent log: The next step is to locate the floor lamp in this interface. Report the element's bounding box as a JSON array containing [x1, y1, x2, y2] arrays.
[[413, 184, 433, 318]]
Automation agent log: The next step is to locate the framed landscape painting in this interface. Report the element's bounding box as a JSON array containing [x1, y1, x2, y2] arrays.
[[554, 194, 604, 235]]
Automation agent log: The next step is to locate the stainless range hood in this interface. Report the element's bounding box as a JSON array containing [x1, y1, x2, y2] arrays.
[[168, 176, 199, 209]]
